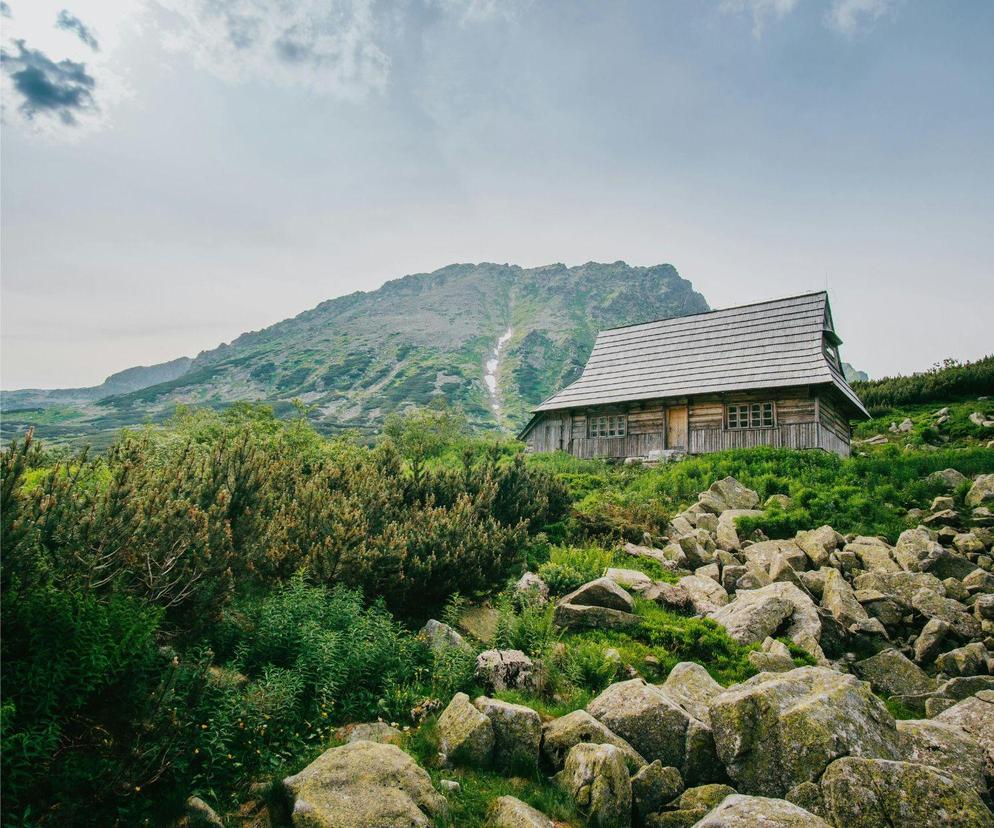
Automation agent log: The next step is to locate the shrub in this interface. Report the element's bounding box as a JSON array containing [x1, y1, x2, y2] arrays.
[[853, 355, 994, 409], [537, 546, 615, 596]]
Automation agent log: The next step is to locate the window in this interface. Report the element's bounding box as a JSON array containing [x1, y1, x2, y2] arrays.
[[588, 414, 627, 438], [726, 402, 775, 429]]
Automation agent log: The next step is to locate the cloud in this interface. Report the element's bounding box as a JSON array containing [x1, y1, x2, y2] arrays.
[[826, 0, 894, 34], [721, 0, 799, 38], [55, 9, 100, 51], [0, 39, 96, 124], [1, 3, 11, 18], [156, 0, 392, 99]]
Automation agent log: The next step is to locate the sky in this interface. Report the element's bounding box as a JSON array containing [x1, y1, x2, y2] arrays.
[[2, 0, 992, 390]]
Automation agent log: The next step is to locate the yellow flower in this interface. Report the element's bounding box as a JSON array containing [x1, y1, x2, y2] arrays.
[[134, 786, 141, 793]]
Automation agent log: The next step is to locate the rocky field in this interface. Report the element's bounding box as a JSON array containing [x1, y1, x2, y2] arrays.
[[180, 472, 994, 828]]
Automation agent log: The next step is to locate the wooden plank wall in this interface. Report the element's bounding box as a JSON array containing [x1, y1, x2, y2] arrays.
[[524, 386, 853, 458]]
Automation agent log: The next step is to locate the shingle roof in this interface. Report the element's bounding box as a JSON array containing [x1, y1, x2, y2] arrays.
[[532, 291, 869, 418]]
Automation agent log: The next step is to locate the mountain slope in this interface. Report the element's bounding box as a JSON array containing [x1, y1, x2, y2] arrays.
[[2, 262, 708, 444]]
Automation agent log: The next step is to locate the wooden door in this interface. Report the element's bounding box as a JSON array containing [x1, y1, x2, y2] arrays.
[[667, 406, 688, 450]]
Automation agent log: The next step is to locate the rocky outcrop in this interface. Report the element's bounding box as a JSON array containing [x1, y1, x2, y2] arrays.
[[691, 794, 831, 827], [475, 650, 535, 693], [283, 740, 447, 827], [541, 710, 646, 773], [896, 718, 989, 798]]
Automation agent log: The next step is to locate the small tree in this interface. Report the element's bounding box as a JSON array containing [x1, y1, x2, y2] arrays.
[[381, 399, 467, 484]]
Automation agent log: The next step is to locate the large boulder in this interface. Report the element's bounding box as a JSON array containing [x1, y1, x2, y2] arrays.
[[966, 475, 994, 509], [437, 692, 494, 767], [660, 662, 723, 726], [844, 536, 901, 573], [486, 796, 553, 828], [819, 757, 994, 828], [699, 477, 761, 514], [893, 528, 944, 572], [794, 526, 843, 568], [555, 742, 632, 828], [716, 509, 763, 552], [897, 718, 988, 798], [283, 740, 447, 828], [561, 578, 635, 612], [475, 650, 535, 693], [708, 666, 902, 797], [605, 568, 655, 594], [742, 540, 809, 573], [586, 678, 720, 785], [541, 710, 646, 773], [708, 591, 794, 646], [821, 569, 885, 637], [420, 619, 470, 653], [854, 648, 937, 696], [934, 691, 994, 785], [911, 588, 981, 640], [710, 582, 823, 659], [677, 575, 729, 615], [853, 570, 947, 608], [631, 761, 684, 821], [473, 697, 541, 768], [555, 603, 640, 630], [691, 794, 831, 827]]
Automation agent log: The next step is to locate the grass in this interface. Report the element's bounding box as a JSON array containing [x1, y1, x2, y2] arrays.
[[403, 721, 583, 827]]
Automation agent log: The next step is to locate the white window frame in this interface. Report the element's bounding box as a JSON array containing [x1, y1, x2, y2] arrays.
[[726, 401, 775, 429], [588, 413, 627, 438]]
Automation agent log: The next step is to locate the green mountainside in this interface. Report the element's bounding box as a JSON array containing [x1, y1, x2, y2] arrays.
[[1, 262, 708, 446]]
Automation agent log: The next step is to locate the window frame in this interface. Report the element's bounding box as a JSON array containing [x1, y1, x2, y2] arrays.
[[588, 413, 627, 439], [725, 401, 776, 430]]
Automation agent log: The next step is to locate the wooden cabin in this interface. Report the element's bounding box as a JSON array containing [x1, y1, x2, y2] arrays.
[[518, 292, 869, 459]]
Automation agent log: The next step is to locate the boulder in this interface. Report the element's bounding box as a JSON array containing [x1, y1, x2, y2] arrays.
[[675, 783, 738, 812], [605, 568, 655, 594], [708, 666, 902, 797], [699, 477, 760, 514], [911, 588, 981, 639], [555, 603, 640, 631], [819, 757, 994, 828], [541, 709, 646, 773], [475, 650, 535, 693], [856, 589, 904, 628], [486, 796, 553, 828], [691, 794, 831, 827], [929, 468, 969, 490], [716, 510, 763, 552], [742, 540, 809, 573], [631, 761, 684, 821], [420, 619, 470, 653], [935, 643, 989, 677], [934, 690, 994, 783], [645, 582, 693, 612], [677, 575, 729, 615], [794, 526, 843, 568], [283, 740, 447, 828], [821, 569, 884, 637], [514, 572, 550, 605], [854, 648, 937, 696], [561, 578, 635, 612], [182, 797, 224, 827], [955, 533, 986, 557], [711, 582, 822, 658], [473, 697, 541, 768], [660, 662, 723, 726], [333, 721, 404, 746], [966, 475, 994, 509], [708, 592, 794, 647], [844, 536, 901, 573], [854, 570, 947, 608], [555, 742, 632, 828], [897, 718, 988, 798], [914, 617, 952, 663], [624, 542, 683, 569], [437, 692, 494, 767], [748, 638, 796, 673], [893, 528, 943, 572], [586, 678, 720, 785]]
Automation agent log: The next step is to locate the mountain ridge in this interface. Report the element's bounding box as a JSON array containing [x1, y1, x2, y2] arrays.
[[1, 261, 709, 446]]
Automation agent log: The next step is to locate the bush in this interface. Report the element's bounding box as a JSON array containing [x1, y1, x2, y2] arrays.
[[537, 546, 615, 596], [853, 355, 994, 410]]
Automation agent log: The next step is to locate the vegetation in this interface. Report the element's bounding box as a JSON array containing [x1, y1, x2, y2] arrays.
[[0, 405, 565, 823], [852, 355, 994, 412], [3, 392, 992, 825]]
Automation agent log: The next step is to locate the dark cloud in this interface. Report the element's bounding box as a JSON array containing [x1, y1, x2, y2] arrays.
[[56, 9, 100, 51], [1, 3, 12, 19], [0, 40, 96, 125]]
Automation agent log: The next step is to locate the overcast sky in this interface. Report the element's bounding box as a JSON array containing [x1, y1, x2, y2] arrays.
[[2, 0, 992, 389]]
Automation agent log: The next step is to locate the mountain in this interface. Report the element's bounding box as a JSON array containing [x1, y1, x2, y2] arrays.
[[1, 262, 708, 445], [843, 362, 869, 384]]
